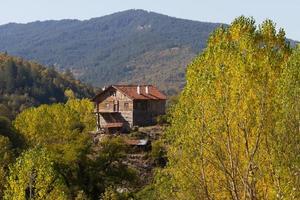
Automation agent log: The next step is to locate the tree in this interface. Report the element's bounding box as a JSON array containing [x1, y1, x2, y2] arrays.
[[0, 116, 24, 149], [13, 103, 90, 165], [0, 136, 14, 199], [0, 104, 13, 120], [64, 69, 75, 80], [66, 98, 96, 132], [4, 60, 17, 93], [273, 45, 300, 199], [64, 89, 76, 99], [153, 17, 295, 199], [0, 53, 95, 118], [78, 137, 137, 199], [151, 140, 167, 167], [13, 100, 95, 197], [4, 148, 69, 200]]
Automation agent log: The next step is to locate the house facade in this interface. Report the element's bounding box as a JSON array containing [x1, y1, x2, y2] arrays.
[[92, 85, 166, 133]]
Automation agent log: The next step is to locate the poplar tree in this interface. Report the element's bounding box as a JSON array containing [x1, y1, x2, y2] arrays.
[[4, 148, 69, 200], [0, 136, 14, 199], [13, 103, 90, 164], [154, 17, 297, 199], [274, 46, 300, 199]]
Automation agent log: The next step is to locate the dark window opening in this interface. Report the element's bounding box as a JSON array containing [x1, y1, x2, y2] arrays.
[[110, 91, 116, 97]]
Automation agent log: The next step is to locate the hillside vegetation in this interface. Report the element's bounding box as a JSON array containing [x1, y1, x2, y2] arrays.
[[0, 9, 222, 94], [0, 53, 95, 118], [0, 16, 299, 200]]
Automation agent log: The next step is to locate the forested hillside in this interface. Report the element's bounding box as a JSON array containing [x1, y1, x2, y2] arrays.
[[1, 15, 299, 200], [0, 53, 95, 118], [0, 9, 222, 94]]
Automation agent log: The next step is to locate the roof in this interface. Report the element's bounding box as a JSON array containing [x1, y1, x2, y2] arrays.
[[93, 85, 167, 101]]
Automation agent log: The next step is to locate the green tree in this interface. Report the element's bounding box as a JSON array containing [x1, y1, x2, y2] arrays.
[[0, 136, 14, 199], [79, 137, 137, 199], [13, 100, 95, 197], [0, 116, 24, 149], [13, 103, 90, 164], [273, 45, 300, 199], [151, 140, 167, 167], [0, 104, 13, 120], [4, 148, 69, 200], [66, 98, 96, 132], [64, 89, 76, 99], [153, 17, 294, 200], [0, 53, 95, 118], [4, 60, 18, 93], [100, 186, 130, 200]]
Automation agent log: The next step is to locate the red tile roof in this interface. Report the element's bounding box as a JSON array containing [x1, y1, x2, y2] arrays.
[[113, 85, 167, 100], [92, 85, 167, 101]]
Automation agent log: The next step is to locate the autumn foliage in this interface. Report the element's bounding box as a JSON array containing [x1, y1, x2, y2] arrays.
[[152, 17, 299, 200]]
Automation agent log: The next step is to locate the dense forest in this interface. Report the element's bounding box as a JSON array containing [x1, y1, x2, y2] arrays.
[[0, 9, 222, 94], [0, 53, 95, 118], [0, 17, 299, 200]]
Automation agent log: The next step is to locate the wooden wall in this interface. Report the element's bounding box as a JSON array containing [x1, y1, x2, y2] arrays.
[[94, 87, 166, 130], [95, 88, 134, 129], [133, 99, 166, 126]]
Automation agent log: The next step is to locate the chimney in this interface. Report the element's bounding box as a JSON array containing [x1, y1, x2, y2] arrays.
[[137, 85, 140, 94], [145, 85, 149, 94]]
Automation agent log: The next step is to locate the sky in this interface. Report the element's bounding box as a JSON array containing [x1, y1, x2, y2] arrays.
[[1, 0, 299, 40]]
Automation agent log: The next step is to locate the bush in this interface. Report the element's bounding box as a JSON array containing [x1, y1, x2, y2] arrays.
[[156, 114, 169, 125], [129, 131, 147, 139], [151, 140, 167, 167]]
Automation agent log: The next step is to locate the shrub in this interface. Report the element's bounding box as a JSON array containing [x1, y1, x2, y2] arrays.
[[151, 140, 167, 167]]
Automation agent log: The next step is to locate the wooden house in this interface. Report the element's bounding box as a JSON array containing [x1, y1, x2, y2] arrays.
[[92, 85, 166, 133]]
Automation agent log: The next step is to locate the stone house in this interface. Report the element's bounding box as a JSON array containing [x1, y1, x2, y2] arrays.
[[92, 85, 166, 133]]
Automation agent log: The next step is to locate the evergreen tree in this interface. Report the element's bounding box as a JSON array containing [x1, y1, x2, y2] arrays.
[[4, 60, 17, 93], [0, 53, 95, 117]]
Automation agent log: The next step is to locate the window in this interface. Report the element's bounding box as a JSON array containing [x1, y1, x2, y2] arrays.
[[124, 103, 129, 111], [106, 103, 110, 109]]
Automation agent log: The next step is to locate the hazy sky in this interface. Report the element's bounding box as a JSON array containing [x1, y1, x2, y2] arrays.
[[1, 0, 299, 40]]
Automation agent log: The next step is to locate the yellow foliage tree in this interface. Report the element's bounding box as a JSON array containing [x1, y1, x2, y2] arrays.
[[154, 17, 298, 200], [13, 100, 92, 165], [0, 136, 14, 199], [4, 148, 69, 200]]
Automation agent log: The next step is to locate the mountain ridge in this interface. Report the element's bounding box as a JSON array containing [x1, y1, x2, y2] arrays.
[[0, 9, 297, 95]]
